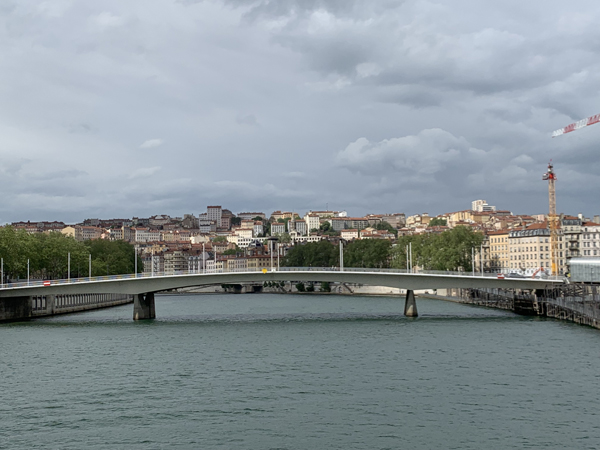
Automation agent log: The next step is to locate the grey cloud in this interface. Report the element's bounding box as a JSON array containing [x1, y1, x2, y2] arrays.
[[1, 0, 600, 224], [235, 114, 259, 126], [336, 129, 476, 178]]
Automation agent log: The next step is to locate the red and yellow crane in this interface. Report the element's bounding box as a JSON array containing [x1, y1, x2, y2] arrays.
[[548, 111, 600, 275], [542, 162, 558, 275]]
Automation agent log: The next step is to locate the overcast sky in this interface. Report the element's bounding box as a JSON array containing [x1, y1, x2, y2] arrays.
[[1, 0, 599, 224]]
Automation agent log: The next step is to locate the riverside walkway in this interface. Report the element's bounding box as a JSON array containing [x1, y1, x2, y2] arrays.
[[0, 267, 564, 321]]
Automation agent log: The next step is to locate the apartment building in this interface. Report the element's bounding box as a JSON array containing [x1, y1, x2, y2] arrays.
[[304, 214, 320, 232], [508, 223, 566, 274], [580, 222, 600, 256], [562, 216, 581, 261], [134, 228, 161, 243], [488, 229, 510, 271], [207, 206, 222, 224], [271, 223, 286, 235], [341, 229, 359, 240]]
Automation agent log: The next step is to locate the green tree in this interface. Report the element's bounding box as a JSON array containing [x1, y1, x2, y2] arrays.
[[392, 226, 483, 271], [375, 221, 398, 236], [85, 240, 138, 276], [429, 217, 447, 227], [282, 240, 338, 267], [344, 239, 392, 268]]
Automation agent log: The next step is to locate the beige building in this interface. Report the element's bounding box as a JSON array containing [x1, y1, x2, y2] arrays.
[[341, 229, 359, 240], [488, 229, 510, 272], [508, 223, 566, 275]]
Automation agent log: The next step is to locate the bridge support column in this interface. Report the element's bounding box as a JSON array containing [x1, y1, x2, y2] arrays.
[[404, 290, 418, 317], [133, 293, 155, 320]]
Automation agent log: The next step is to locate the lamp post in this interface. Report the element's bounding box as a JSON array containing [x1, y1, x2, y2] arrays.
[[134, 245, 138, 277], [27, 259, 30, 286], [480, 243, 483, 275], [68, 252, 71, 282], [89, 254, 92, 278], [472, 247, 475, 276], [202, 242, 206, 274], [1, 257, 3, 288], [340, 239, 344, 272]]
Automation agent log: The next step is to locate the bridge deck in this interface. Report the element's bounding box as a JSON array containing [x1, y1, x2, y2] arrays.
[[0, 267, 563, 298]]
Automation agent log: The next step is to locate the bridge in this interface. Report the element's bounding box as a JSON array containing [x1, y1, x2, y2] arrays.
[[0, 267, 563, 321]]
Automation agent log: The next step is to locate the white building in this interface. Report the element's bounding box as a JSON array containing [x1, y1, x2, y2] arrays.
[[253, 222, 264, 237], [304, 214, 320, 232], [134, 228, 161, 243], [580, 222, 600, 257], [472, 199, 496, 212], [207, 206, 222, 224], [271, 223, 286, 235]]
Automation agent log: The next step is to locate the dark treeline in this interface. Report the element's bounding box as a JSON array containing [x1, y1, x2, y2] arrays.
[[282, 226, 484, 271], [0, 226, 142, 281]]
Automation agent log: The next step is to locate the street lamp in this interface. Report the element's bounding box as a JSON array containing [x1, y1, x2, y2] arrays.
[[202, 242, 206, 274], [339, 239, 346, 271]]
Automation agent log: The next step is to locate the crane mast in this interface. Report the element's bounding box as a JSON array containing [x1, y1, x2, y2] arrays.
[[542, 162, 558, 275]]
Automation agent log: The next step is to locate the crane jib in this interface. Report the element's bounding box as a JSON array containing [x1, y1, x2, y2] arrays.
[[552, 113, 600, 137]]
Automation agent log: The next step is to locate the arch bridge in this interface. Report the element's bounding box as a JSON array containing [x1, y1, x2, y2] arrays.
[[0, 268, 563, 320]]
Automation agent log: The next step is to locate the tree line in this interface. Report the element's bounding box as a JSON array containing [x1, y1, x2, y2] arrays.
[[0, 226, 141, 282], [282, 226, 484, 271]]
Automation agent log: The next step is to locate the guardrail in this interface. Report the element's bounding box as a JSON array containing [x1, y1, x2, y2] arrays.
[[0, 266, 563, 290]]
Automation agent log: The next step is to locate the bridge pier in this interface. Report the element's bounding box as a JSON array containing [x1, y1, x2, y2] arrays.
[[133, 293, 155, 320], [404, 290, 418, 317]]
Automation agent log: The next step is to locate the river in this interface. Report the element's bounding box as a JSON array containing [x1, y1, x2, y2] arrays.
[[2, 293, 600, 449]]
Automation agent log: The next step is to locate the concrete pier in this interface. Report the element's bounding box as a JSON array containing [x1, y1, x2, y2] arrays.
[[133, 293, 156, 320], [404, 289, 418, 317]]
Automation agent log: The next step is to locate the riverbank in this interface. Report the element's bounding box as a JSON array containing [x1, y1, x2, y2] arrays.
[[421, 287, 600, 330]]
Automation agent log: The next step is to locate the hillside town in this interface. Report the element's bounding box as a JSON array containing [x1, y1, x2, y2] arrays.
[[6, 199, 599, 277]]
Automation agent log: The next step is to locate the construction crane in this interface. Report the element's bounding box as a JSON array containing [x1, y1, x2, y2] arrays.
[[552, 112, 600, 137], [548, 112, 600, 275], [542, 162, 558, 275]]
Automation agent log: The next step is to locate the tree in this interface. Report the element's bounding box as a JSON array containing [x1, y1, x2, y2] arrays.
[[375, 221, 398, 236], [276, 233, 292, 243], [391, 226, 483, 271], [320, 222, 331, 232], [282, 240, 338, 267], [429, 217, 447, 227], [344, 239, 392, 268]]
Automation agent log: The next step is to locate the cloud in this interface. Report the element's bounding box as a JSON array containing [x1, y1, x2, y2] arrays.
[[139, 139, 164, 149], [129, 167, 161, 179], [336, 129, 472, 177], [235, 113, 259, 126], [1, 0, 600, 223]]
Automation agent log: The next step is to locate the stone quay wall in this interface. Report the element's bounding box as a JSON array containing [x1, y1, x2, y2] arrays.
[[1, 293, 133, 323]]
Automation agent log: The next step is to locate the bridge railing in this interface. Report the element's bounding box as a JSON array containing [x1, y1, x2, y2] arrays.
[[0, 266, 562, 290]]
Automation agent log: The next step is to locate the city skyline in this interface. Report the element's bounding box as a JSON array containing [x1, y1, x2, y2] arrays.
[[1, 1, 599, 224]]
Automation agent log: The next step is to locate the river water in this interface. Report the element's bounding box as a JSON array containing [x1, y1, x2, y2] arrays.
[[2, 293, 600, 449]]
